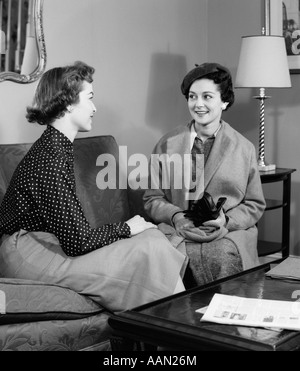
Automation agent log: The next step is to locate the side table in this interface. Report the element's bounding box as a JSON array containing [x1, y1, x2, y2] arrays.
[[258, 167, 296, 259]]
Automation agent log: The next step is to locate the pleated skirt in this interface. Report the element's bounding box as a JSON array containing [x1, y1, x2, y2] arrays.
[[0, 229, 187, 312]]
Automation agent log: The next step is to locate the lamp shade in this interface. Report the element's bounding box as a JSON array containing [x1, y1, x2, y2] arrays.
[[235, 35, 291, 88]]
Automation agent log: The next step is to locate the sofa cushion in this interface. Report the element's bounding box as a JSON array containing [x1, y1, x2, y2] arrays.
[[0, 278, 106, 325], [0, 312, 112, 351]]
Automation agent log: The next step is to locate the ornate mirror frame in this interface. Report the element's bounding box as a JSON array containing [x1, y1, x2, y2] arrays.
[[0, 0, 46, 83]]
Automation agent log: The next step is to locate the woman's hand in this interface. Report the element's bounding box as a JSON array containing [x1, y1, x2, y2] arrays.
[[125, 215, 158, 236], [202, 209, 226, 229], [172, 212, 195, 231]]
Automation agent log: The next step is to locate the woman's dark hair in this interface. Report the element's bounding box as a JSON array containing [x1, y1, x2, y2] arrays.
[[181, 62, 235, 110], [205, 70, 235, 110], [26, 61, 95, 125]]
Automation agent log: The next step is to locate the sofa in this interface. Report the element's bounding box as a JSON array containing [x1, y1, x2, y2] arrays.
[[0, 134, 146, 351]]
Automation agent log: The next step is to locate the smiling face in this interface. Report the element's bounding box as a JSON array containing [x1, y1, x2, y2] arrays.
[[188, 78, 225, 133], [70, 81, 97, 133]]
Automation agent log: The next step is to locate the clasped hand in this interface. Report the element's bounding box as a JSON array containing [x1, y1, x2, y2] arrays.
[[126, 215, 158, 236], [173, 209, 226, 231]]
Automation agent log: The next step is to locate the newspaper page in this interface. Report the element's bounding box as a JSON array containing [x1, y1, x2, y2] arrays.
[[198, 293, 300, 331]]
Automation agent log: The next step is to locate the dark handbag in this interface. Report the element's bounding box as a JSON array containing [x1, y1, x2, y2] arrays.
[[184, 192, 227, 227]]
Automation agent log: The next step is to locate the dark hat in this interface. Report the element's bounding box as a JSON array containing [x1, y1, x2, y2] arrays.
[[181, 62, 231, 97]]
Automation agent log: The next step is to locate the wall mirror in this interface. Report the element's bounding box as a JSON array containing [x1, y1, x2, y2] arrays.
[[0, 0, 46, 83]]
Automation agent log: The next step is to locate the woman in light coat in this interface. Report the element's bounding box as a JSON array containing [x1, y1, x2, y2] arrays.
[[143, 62, 266, 286]]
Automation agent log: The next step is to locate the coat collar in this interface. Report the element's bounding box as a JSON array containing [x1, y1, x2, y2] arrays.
[[158, 120, 235, 206], [166, 120, 235, 201]]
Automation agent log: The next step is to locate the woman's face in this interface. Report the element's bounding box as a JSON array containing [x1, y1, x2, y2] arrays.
[[188, 78, 224, 129], [70, 81, 97, 133]]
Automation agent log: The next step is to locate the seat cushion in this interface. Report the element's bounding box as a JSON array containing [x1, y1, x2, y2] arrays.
[[0, 313, 112, 351], [0, 278, 106, 325]]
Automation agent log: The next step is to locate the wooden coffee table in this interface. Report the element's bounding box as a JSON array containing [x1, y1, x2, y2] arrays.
[[109, 263, 300, 351]]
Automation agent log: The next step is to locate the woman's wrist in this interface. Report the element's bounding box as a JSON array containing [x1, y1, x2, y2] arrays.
[[171, 211, 184, 227], [122, 222, 131, 237]]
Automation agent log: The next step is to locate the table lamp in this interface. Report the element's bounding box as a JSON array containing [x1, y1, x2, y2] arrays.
[[235, 33, 291, 171]]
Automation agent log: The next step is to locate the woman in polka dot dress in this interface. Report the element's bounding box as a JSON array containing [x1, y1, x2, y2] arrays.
[[0, 61, 187, 312]]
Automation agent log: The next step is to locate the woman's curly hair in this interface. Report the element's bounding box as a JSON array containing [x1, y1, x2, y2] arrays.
[[26, 61, 95, 126], [205, 70, 235, 110]]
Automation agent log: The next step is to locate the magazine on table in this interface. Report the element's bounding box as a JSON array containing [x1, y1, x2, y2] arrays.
[[265, 256, 300, 281], [198, 293, 300, 331]]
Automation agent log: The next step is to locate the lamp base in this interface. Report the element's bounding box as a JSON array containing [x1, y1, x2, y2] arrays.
[[258, 163, 276, 172]]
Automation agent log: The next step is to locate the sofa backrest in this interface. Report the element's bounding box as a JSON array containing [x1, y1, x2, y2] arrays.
[[0, 135, 131, 227], [0, 143, 32, 204], [74, 135, 131, 225]]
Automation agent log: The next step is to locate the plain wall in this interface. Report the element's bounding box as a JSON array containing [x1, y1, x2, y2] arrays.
[[0, 0, 208, 157], [0, 0, 299, 255]]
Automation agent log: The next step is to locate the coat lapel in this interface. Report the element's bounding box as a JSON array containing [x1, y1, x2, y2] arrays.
[[204, 121, 234, 189], [166, 123, 191, 155], [164, 121, 235, 208], [166, 123, 192, 209]]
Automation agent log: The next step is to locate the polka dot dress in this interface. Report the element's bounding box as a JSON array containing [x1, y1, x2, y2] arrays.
[[0, 125, 131, 256]]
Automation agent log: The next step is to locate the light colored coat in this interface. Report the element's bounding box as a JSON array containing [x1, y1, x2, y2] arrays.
[[143, 120, 266, 270]]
